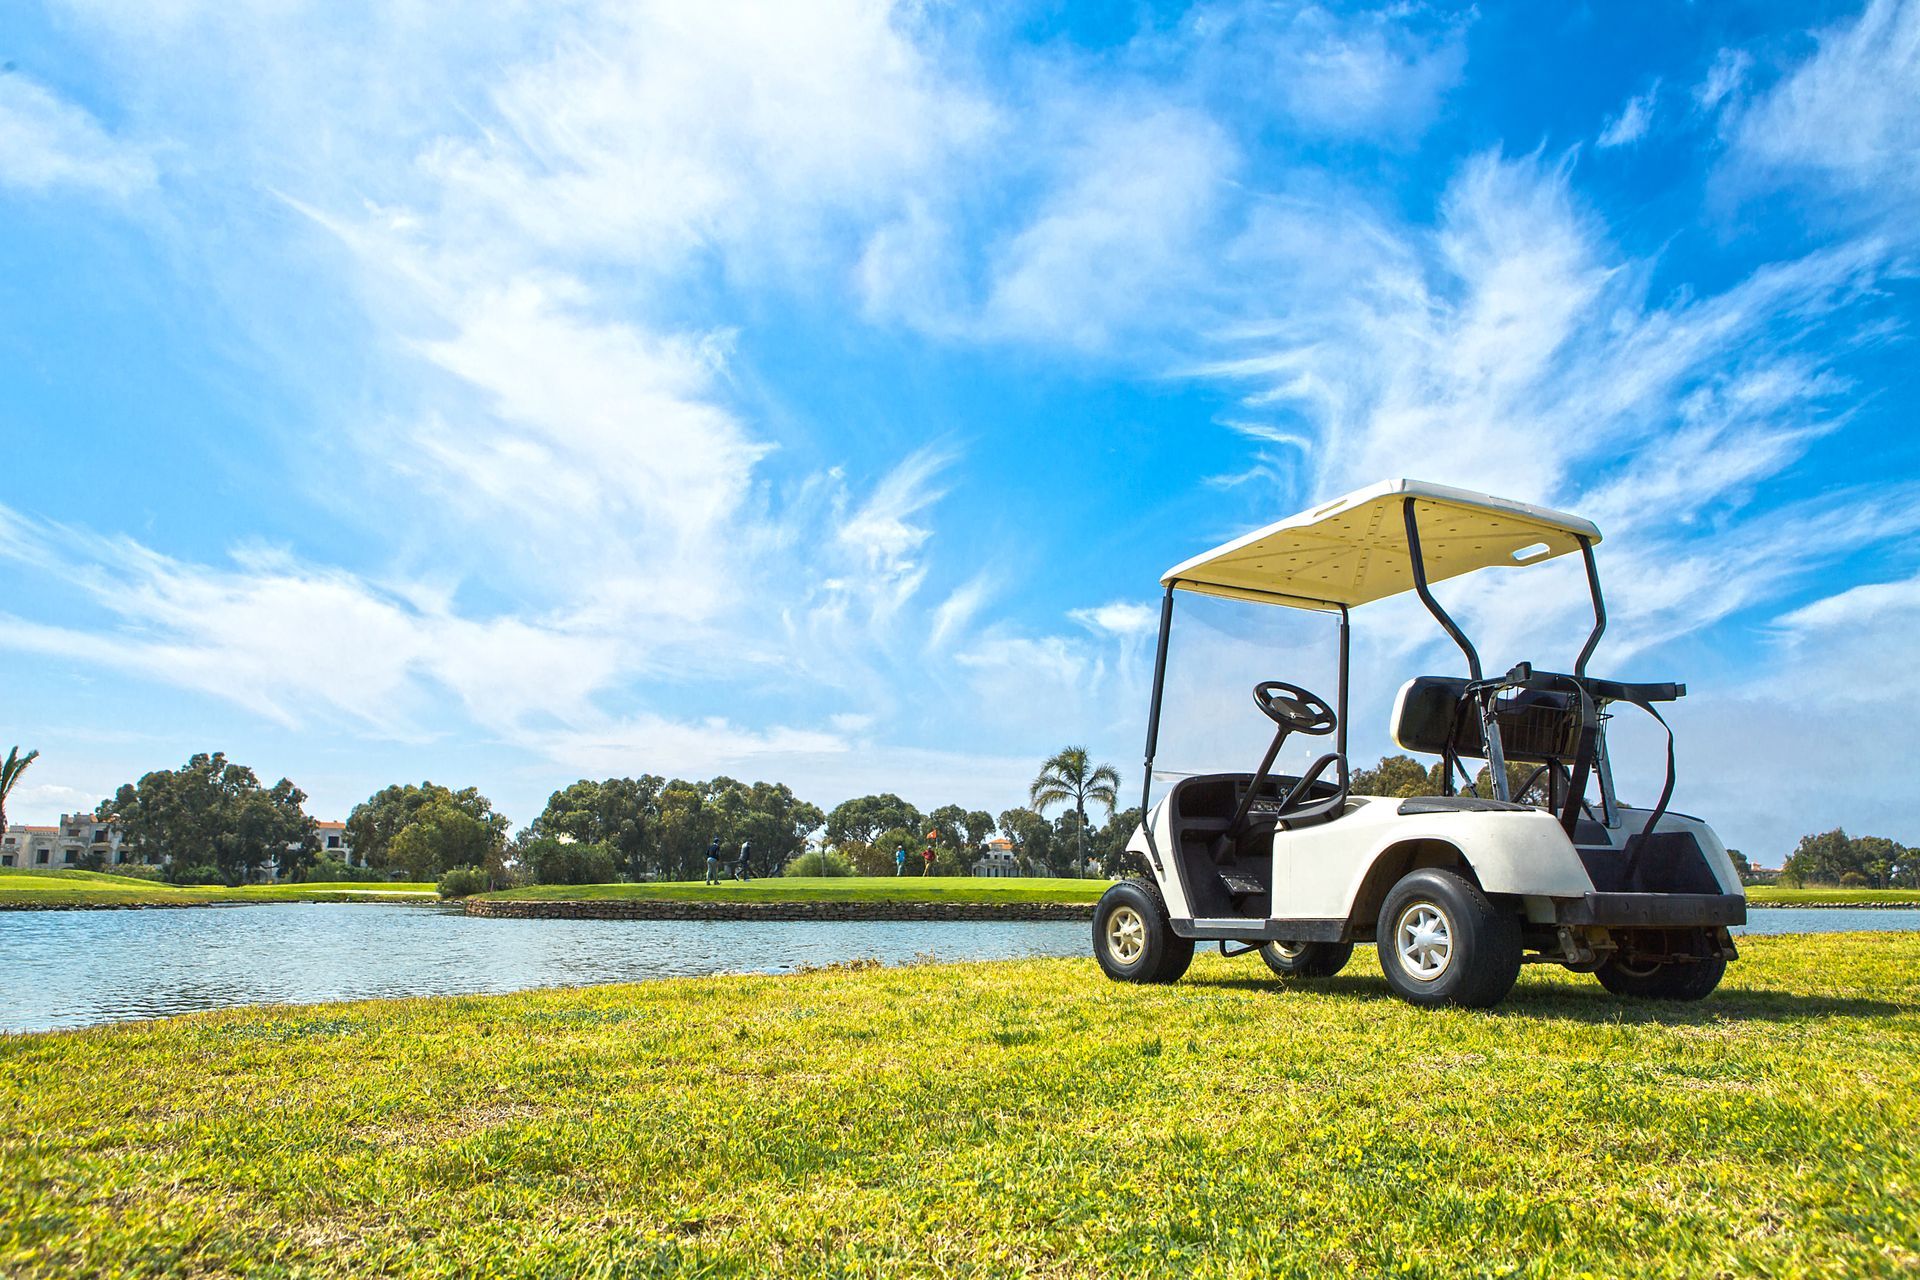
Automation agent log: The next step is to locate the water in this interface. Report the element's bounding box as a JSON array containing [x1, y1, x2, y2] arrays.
[[3, 904, 1915, 1034], [0, 904, 1091, 1033]]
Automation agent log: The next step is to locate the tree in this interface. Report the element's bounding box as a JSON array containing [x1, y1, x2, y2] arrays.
[[825, 794, 923, 849], [1093, 806, 1142, 877], [521, 835, 618, 885], [98, 752, 313, 884], [534, 776, 665, 878], [1350, 754, 1444, 798], [1781, 829, 1918, 888], [1029, 747, 1120, 873], [388, 799, 502, 880], [0, 746, 39, 836], [997, 807, 1054, 876], [347, 783, 508, 872]]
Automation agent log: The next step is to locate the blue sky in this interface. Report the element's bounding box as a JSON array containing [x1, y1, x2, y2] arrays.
[[2, 0, 1916, 861]]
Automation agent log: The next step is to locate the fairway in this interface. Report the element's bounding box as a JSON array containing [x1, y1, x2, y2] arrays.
[[0, 867, 437, 908], [479, 875, 1105, 905], [2, 933, 1916, 1277]]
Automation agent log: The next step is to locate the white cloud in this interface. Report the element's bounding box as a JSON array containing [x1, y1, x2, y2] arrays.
[[1187, 1, 1468, 143], [1695, 49, 1751, 112], [1727, 0, 1920, 220], [0, 73, 155, 197], [1070, 601, 1159, 637], [981, 107, 1237, 348], [1597, 86, 1657, 148]]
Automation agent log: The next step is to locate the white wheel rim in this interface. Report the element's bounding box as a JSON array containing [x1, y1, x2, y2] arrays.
[[1395, 901, 1453, 981], [1107, 906, 1147, 964], [1271, 942, 1305, 960]]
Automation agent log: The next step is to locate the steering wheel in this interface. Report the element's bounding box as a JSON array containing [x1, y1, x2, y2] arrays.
[[1253, 681, 1338, 737]]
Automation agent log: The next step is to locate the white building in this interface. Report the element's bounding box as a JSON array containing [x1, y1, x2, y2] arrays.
[[0, 813, 125, 870], [973, 836, 1022, 878], [1, 815, 352, 875]]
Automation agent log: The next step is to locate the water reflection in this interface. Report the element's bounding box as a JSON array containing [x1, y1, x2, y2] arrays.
[[0, 904, 1090, 1033], [2, 903, 1913, 1034]]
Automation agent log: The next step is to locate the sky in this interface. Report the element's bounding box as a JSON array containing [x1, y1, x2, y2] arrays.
[[2, 0, 1916, 862]]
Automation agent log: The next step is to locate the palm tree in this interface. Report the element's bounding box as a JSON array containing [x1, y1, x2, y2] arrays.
[[0, 747, 40, 836], [1028, 746, 1120, 876]]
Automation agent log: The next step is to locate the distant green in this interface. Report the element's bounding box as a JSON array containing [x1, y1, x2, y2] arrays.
[[478, 874, 1104, 905], [3, 934, 1917, 1277], [0, 867, 435, 908], [1747, 886, 1920, 906]]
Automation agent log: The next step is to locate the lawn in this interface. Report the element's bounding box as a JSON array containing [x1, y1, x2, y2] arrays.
[[1746, 886, 1920, 906], [0, 867, 436, 908], [2, 933, 1916, 1277], [480, 874, 1106, 905]]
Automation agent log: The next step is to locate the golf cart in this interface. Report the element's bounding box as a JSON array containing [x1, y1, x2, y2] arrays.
[[1093, 479, 1745, 1009]]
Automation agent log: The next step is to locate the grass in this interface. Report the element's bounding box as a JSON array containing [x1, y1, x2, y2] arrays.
[[3, 934, 1917, 1277], [1747, 886, 1920, 906], [480, 874, 1106, 905], [0, 867, 437, 908]]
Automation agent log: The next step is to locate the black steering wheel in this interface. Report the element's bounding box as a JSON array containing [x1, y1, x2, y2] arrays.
[[1253, 681, 1338, 737]]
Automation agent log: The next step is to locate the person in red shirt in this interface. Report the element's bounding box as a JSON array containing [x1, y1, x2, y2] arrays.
[[923, 832, 938, 876]]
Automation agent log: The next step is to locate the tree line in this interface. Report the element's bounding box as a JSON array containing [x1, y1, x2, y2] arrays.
[[23, 742, 1901, 890]]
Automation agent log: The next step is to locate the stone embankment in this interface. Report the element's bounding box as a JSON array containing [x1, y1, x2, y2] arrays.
[[465, 897, 1096, 923]]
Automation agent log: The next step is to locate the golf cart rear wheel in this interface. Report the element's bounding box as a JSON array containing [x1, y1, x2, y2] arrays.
[[1093, 878, 1193, 984], [1594, 955, 1726, 1001], [1261, 940, 1353, 979], [1375, 869, 1522, 1009]]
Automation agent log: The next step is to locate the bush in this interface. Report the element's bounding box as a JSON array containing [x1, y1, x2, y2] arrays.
[[105, 862, 165, 881], [784, 849, 854, 877], [522, 836, 617, 886], [437, 866, 490, 899], [165, 863, 225, 886], [305, 855, 384, 883]]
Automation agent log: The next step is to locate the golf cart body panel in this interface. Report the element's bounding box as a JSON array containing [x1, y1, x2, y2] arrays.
[[1100, 477, 1745, 1007]]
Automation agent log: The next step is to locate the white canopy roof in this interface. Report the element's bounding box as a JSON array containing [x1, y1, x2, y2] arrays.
[[1161, 479, 1602, 611]]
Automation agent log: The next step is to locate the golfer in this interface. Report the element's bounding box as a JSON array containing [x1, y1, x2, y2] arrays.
[[705, 838, 722, 884], [736, 839, 754, 882], [894, 844, 907, 876]]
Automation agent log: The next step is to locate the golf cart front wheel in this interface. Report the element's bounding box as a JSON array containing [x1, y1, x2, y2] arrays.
[[1261, 940, 1353, 979], [1594, 955, 1726, 1001], [1093, 878, 1193, 984], [1375, 869, 1522, 1009]]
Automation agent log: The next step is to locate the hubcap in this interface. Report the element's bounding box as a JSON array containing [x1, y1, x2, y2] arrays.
[[1270, 942, 1306, 960], [1106, 906, 1147, 964], [1395, 901, 1453, 981]]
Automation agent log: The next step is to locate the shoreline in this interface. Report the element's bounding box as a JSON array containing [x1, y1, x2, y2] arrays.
[[464, 897, 1098, 922]]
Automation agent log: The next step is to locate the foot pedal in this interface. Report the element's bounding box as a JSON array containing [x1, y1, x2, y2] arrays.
[[1220, 873, 1265, 897]]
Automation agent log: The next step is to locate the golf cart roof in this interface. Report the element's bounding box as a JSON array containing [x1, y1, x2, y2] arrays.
[[1161, 478, 1602, 611]]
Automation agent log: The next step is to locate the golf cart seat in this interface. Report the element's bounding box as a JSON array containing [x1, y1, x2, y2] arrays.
[[1392, 675, 1583, 764]]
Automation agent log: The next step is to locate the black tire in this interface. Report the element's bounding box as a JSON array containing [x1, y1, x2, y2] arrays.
[[1260, 940, 1353, 979], [1595, 955, 1726, 1001], [1375, 868, 1522, 1009], [1092, 878, 1194, 984]]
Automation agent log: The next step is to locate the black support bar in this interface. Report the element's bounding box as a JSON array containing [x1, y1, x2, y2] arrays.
[[1402, 498, 1481, 680], [1141, 584, 1176, 819], [1574, 535, 1606, 678]]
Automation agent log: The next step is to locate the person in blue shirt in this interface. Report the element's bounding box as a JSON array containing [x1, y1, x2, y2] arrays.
[[894, 845, 907, 876], [705, 838, 722, 884]]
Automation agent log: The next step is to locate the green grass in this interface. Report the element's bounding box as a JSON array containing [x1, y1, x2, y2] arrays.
[[480, 874, 1106, 905], [3, 934, 1917, 1277], [0, 867, 437, 908], [1747, 886, 1920, 905]]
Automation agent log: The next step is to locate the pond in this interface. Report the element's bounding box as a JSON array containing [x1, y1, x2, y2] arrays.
[[2, 903, 1915, 1034]]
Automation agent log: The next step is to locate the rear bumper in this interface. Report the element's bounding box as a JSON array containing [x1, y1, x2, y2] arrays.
[[1557, 892, 1746, 928]]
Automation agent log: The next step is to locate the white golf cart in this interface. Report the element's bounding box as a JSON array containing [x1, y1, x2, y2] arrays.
[[1093, 479, 1745, 1009]]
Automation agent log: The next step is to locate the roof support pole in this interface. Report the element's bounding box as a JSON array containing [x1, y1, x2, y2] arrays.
[[1574, 535, 1606, 678], [1336, 606, 1350, 762], [1141, 583, 1176, 821], [1404, 498, 1510, 800], [1402, 499, 1481, 680]]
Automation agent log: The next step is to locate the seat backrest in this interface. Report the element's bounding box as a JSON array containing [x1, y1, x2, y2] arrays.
[[1391, 676, 1582, 763]]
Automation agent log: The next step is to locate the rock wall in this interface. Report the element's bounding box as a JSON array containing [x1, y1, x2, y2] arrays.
[[464, 897, 1097, 923]]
